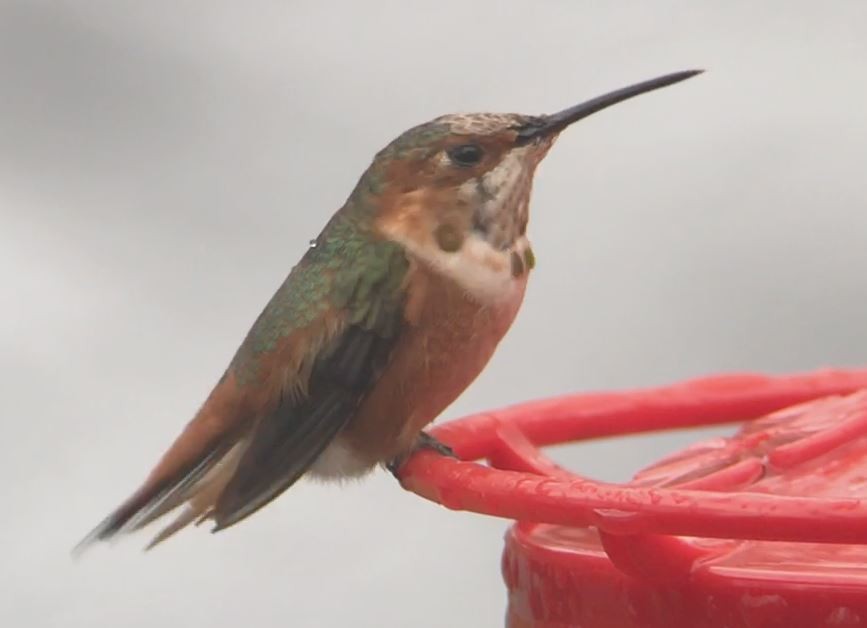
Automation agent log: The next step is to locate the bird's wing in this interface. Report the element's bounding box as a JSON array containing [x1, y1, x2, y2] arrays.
[[76, 217, 411, 551]]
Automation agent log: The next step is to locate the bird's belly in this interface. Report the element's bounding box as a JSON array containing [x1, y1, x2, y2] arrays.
[[309, 271, 528, 479]]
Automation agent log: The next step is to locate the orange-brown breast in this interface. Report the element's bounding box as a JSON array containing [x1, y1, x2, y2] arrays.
[[340, 261, 527, 464]]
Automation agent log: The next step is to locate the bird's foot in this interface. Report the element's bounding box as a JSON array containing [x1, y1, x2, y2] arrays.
[[415, 431, 457, 458], [386, 431, 457, 479]]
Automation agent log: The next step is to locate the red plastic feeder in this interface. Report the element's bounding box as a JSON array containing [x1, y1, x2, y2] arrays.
[[400, 369, 867, 628]]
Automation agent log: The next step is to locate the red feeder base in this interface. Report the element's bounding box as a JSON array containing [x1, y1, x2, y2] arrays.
[[400, 369, 867, 628]]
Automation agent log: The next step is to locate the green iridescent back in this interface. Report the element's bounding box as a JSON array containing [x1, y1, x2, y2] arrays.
[[229, 200, 409, 385], [227, 119, 470, 385]]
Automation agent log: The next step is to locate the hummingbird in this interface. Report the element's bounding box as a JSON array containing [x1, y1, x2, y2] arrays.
[[76, 69, 701, 551]]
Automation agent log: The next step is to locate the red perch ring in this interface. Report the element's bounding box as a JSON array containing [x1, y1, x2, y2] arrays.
[[399, 368, 867, 628]]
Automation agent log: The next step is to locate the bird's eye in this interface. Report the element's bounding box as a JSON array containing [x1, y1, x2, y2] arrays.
[[446, 143, 484, 167]]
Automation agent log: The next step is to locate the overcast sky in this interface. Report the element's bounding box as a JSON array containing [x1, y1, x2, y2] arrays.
[[2, 2, 867, 627]]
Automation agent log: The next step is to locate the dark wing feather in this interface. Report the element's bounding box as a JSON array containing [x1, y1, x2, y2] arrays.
[[208, 221, 410, 531], [212, 324, 396, 529], [74, 210, 410, 551]]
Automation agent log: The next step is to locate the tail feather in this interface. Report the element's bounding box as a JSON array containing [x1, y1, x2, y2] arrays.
[[73, 364, 262, 556], [73, 441, 234, 555], [144, 441, 246, 550], [73, 398, 253, 556]]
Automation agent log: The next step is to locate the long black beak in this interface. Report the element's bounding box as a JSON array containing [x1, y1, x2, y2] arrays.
[[515, 69, 703, 145]]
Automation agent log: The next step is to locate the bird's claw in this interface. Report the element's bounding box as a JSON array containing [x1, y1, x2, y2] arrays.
[[415, 431, 457, 458], [386, 431, 457, 479]]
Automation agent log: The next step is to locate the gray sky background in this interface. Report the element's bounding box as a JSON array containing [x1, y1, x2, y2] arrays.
[[2, 2, 866, 626]]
